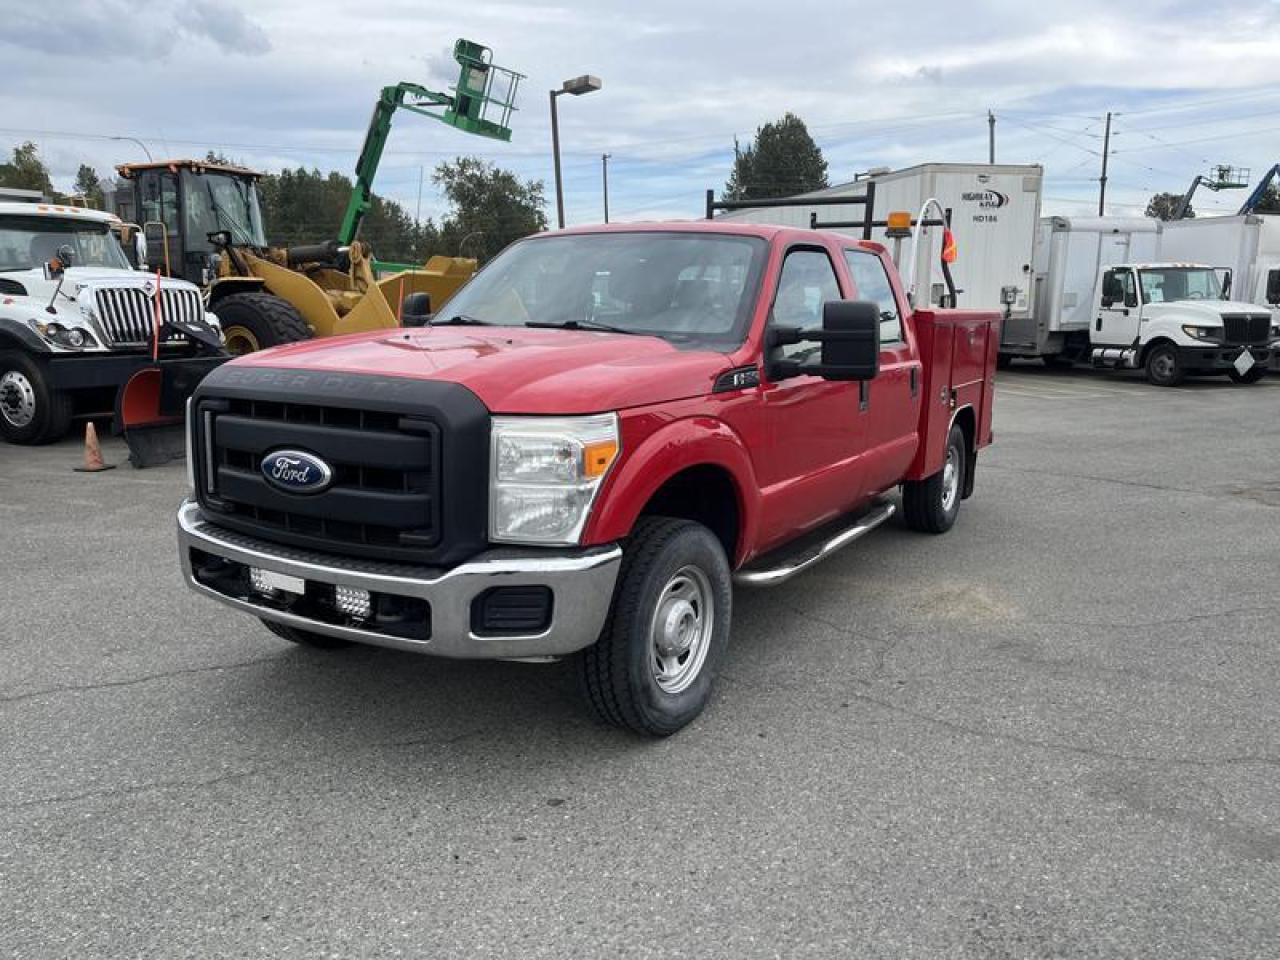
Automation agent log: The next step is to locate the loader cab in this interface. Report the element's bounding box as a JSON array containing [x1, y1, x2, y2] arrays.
[[117, 161, 267, 287]]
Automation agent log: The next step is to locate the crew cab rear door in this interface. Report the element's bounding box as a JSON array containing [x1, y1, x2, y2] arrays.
[[842, 246, 922, 494], [755, 244, 869, 551]]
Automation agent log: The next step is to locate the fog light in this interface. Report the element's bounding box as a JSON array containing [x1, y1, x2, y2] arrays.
[[335, 584, 372, 620], [249, 566, 279, 597]]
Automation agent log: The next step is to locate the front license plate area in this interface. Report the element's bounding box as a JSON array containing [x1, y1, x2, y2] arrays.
[[1235, 349, 1256, 375], [256, 568, 305, 595]]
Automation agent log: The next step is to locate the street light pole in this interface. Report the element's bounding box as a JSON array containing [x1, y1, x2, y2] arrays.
[[550, 89, 566, 229], [548, 74, 602, 229], [602, 153, 610, 223]]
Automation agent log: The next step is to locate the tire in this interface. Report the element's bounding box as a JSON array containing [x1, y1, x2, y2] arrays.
[[1144, 343, 1184, 387], [0, 350, 73, 445], [579, 517, 732, 737], [212, 292, 312, 355], [1228, 367, 1265, 384], [1041, 354, 1073, 369], [260, 618, 352, 649], [996, 353, 1012, 370], [902, 423, 965, 534]]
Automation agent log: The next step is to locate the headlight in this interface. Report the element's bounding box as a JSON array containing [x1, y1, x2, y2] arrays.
[[1181, 324, 1222, 342], [28, 319, 98, 349], [489, 413, 620, 544]]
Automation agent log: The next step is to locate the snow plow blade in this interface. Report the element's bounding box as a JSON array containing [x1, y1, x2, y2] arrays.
[[114, 356, 227, 468]]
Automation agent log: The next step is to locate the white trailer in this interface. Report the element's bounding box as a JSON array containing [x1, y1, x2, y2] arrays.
[[1003, 216, 1162, 360], [1160, 214, 1280, 313], [714, 162, 1043, 319]]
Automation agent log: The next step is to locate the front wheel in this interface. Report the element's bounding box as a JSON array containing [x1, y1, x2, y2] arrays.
[[212, 292, 312, 355], [902, 423, 965, 534], [0, 350, 73, 445], [579, 517, 732, 736], [1145, 343, 1185, 387], [1228, 367, 1265, 384]]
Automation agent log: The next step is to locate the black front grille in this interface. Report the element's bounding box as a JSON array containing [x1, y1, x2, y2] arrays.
[[1222, 314, 1271, 345], [200, 398, 441, 561]]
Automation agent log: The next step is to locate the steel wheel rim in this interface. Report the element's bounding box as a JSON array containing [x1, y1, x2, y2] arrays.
[[941, 444, 960, 512], [649, 564, 714, 694], [222, 325, 261, 356], [1152, 351, 1174, 380], [0, 370, 36, 428]]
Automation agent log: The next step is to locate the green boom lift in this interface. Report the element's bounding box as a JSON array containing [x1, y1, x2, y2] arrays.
[[339, 38, 525, 260]]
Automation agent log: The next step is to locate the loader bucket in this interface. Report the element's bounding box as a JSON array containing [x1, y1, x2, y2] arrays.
[[114, 357, 226, 468]]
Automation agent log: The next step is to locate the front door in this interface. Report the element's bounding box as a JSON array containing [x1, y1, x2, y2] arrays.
[[1096, 267, 1140, 345], [755, 246, 868, 551]]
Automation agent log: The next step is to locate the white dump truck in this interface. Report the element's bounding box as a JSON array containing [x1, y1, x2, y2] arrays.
[[0, 201, 226, 450]]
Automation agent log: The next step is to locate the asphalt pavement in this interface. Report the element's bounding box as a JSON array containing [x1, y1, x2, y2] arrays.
[[2, 365, 1278, 959]]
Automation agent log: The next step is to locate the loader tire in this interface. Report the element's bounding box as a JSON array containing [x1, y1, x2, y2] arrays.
[[902, 423, 965, 534], [0, 350, 73, 445], [212, 293, 312, 355]]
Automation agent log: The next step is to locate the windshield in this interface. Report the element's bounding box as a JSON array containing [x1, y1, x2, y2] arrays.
[[0, 214, 131, 272], [1138, 267, 1223, 303], [440, 231, 768, 346], [181, 170, 267, 250]]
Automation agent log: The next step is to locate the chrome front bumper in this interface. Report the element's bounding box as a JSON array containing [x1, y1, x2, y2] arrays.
[[176, 501, 621, 659]]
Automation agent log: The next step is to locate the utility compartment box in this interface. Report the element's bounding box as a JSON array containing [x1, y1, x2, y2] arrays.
[[907, 308, 1000, 481], [716, 162, 1043, 318]]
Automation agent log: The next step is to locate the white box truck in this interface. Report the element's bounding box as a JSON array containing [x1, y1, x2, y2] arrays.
[[1160, 214, 1280, 313], [713, 162, 1043, 320], [1004, 216, 1161, 362]]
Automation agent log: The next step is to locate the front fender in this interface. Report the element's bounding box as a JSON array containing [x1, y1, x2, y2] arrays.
[[583, 414, 761, 566], [0, 317, 51, 353]]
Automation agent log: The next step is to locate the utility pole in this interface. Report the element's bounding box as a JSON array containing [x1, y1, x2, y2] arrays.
[[988, 110, 995, 164], [414, 165, 424, 224], [602, 153, 611, 223], [1098, 111, 1112, 216]]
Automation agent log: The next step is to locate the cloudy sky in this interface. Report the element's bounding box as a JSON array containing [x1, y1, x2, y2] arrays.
[[4, 0, 1280, 228]]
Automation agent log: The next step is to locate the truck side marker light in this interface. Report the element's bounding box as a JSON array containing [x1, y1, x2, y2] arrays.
[[583, 439, 619, 478]]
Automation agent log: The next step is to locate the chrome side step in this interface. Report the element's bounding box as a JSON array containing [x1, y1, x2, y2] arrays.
[[733, 501, 896, 588]]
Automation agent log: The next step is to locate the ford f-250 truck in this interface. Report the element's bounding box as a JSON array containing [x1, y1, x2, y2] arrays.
[[177, 221, 999, 735]]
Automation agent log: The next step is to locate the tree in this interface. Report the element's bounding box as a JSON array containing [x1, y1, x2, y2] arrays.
[[74, 164, 105, 208], [723, 113, 828, 202], [433, 157, 547, 263], [0, 141, 55, 196], [1146, 191, 1192, 220]]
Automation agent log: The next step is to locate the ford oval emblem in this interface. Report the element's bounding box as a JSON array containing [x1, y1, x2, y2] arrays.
[[260, 449, 333, 494]]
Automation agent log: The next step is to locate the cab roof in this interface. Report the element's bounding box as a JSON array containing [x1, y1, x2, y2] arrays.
[[116, 159, 263, 179], [0, 201, 119, 223]]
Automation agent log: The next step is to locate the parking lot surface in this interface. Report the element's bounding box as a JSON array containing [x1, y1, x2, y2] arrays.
[[2, 366, 1278, 959]]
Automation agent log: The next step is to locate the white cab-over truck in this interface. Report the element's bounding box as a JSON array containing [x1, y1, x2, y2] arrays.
[[0, 201, 225, 445]]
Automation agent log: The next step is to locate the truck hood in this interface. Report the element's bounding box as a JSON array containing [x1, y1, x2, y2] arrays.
[[1144, 299, 1270, 321], [232, 326, 739, 414], [2, 266, 195, 304]]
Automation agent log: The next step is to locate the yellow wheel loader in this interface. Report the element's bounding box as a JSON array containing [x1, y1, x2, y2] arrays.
[[113, 39, 523, 353]]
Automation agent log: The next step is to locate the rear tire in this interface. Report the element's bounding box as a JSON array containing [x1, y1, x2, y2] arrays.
[[996, 353, 1012, 370], [579, 517, 732, 737], [902, 423, 965, 534], [212, 292, 312, 355], [1228, 367, 1264, 384], [1145, 343, 1184, 387], [0, 350, 73, 445], [261, 618, 352, 649]]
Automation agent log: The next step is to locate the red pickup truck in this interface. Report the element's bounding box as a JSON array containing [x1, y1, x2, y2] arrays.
[[178, 221, 998, 735]]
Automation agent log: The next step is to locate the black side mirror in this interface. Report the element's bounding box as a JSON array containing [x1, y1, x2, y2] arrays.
[[142, 222, 167, 270], [56, 244, 75, 268], [1267, 270, 1280, 306], [769, 300, 879, 382], [1100, 295, 1114, 308], [401, 291, 432, 327]]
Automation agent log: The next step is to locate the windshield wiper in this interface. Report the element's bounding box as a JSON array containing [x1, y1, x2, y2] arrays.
[[525, 318, 642, 336], [442, 314, 491, 326]]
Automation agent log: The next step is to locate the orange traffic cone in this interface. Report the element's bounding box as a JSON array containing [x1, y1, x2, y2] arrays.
[[73, 421, 116, 473]]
